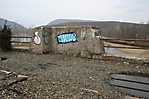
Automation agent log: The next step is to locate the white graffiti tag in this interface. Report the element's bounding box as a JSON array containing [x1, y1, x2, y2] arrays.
[[33, 32, 41, 45]]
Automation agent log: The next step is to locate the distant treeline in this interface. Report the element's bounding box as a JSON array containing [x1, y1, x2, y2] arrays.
[[59, 21, 149, 39]]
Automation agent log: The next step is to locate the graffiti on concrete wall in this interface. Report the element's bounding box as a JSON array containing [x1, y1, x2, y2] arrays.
[[33, 32, 41, 45], [43, 32, 49, 45], [57, 32, 77, 44]]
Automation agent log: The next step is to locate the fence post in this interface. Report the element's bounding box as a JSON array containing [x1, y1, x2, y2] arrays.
[[0, 24, 12, 51]]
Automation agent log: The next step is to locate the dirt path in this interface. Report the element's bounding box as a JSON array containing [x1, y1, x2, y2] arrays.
[[0, 51, 149, 99]]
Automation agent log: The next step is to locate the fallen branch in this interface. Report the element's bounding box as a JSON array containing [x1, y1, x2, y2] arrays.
[[7, 75, 28, 87], [0, 75, 28, 91], [0, 73, 16, 80], [0, 70, 12, 74], [81, 88, 99, 94], [0, 70, 28, 91], [47, 62, 62, 66]]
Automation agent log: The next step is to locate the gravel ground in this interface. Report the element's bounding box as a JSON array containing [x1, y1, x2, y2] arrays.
[[0, 51, 149, 99]]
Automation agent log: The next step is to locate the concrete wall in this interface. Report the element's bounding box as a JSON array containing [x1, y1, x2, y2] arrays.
[[32, 26, 105, 57], [50, 26, 104, 57]]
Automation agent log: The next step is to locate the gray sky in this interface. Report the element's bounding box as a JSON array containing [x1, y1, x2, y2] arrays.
[[0, 0, 149, 27]]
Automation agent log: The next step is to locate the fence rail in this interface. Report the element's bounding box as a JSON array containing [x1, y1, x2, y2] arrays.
[[101, 37, 149, 42], [11, 41, 31, 43], [104, 45, 149, 49], [11, 36, 32, 38]]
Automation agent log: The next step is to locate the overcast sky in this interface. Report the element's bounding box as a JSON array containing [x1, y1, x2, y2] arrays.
[[0, 0, 149, 27]]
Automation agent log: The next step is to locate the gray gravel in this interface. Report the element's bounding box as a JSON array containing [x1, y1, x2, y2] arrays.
[[0, 51, 149, 99]]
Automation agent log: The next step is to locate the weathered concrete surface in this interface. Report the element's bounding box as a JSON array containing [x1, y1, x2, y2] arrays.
[[32, 26, 105, 57]]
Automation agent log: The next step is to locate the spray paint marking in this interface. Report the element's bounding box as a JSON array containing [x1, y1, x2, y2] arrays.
[[43, 32, 49, 45], [33, 32, 41, 45], [57, 32, 77, 44]]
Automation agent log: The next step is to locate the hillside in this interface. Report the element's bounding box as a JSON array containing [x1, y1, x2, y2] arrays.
[[48, 19, 149, 39], [48, 19, 95, 26], [0, 18, 29, 36]]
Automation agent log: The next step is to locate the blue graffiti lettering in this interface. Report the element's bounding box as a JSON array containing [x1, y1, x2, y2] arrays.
[[57, 32, 77, 44]]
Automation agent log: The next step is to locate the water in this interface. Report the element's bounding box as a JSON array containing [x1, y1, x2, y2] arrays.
[[105, 47, 149, 60]]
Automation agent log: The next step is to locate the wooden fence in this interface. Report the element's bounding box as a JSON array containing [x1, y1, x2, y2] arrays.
[[11, 36, 32, 50]]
